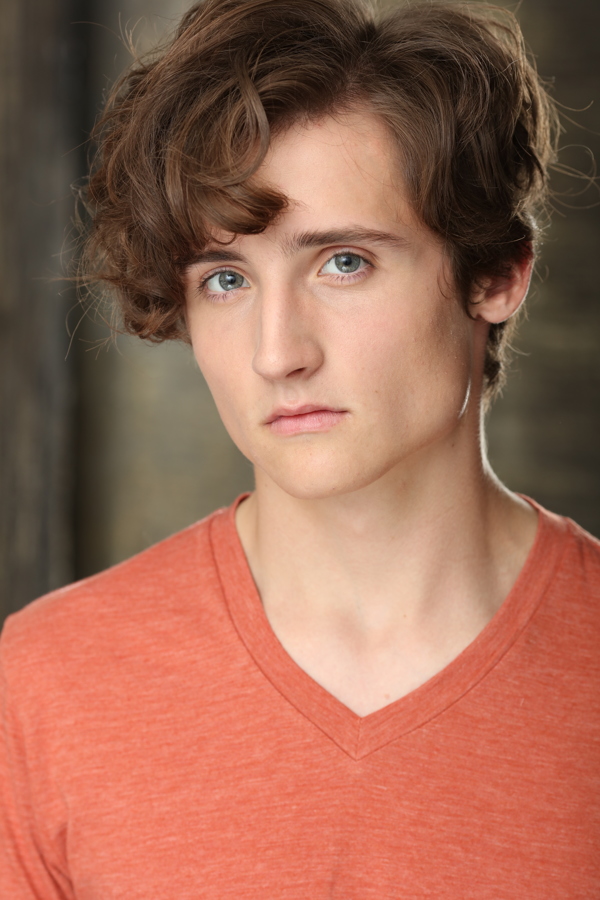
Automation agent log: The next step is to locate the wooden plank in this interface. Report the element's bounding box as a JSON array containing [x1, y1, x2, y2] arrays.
[[0, 0, 82, 621]]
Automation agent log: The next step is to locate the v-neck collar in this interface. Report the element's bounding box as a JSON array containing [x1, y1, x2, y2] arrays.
[[209, 497, 567, 760]]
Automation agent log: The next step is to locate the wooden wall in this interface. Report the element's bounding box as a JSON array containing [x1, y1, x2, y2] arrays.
[[0, 0, 85, 619], [487, 0, 600, 533]]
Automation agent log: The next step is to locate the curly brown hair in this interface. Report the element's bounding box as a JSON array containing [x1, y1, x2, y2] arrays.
[[82, 0, 560, 400]]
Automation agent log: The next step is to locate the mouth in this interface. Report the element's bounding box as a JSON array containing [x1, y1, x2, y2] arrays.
[[264, 404, 348, 436]]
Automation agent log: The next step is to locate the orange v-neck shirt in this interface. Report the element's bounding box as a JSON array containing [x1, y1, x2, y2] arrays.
[[1, 498, 600, 899]]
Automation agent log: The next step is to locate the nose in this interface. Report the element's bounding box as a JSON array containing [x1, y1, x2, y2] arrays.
[[252, 284, 324, 382]]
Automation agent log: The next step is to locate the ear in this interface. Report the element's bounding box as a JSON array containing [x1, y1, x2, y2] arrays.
[[470, 252, 533, 324]]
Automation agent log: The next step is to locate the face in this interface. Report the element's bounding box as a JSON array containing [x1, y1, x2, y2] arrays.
[[184, 110, 482, 500]]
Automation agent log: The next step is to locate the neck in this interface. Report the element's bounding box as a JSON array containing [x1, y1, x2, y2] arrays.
[[237, 418, 536, 632], [235, 406, 538, 716], [234, 390, 539, 716]]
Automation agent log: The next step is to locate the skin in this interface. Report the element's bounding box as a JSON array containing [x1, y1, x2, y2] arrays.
[[184, 110, 537, 717]]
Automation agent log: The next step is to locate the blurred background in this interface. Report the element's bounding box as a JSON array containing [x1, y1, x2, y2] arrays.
[[1, 0, 599, 626]]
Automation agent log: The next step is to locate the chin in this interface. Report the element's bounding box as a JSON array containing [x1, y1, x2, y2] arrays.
[[256, 450, 396, 502]]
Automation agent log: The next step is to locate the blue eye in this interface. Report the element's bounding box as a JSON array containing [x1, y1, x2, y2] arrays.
[[205, 270, 249, 292], [321, 253, 365, 275]]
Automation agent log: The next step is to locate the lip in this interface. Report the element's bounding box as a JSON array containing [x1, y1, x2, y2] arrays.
[[264, 404, 337, 424], [265, 404, 348, 436]]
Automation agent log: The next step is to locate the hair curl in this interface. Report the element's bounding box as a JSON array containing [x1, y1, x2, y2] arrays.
[[82, 0, 560, 400]]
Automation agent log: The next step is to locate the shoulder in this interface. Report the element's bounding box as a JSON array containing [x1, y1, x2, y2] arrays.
[[554, 513, 600, 631], [0, 507, 230, 692], [562, 515, 600, 575], [530, 504, 600, 653], [544, 507, 600, 595]]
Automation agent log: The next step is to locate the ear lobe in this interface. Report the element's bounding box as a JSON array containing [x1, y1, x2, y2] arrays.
[[470, 255, 533, 324]]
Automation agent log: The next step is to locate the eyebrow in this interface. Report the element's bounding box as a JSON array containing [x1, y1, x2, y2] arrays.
[[189, 248, 246, 265], [190, 227, 409, 266], [282, 228, 409, 256]]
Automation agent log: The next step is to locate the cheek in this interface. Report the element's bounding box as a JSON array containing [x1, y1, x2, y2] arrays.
[[189, 323, 241, 411], [190, 326, 266, 469], [352, 293, 473, 414]]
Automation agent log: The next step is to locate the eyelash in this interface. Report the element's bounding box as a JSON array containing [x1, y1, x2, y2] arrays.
[[197, 250, 373, 298], [197, 268, 244, 298], [322, 251, 373, 283]]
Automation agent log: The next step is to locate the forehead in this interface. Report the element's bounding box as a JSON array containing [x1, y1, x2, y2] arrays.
[[195, 109, 428, 256], [265, 110, 395, 183], [257, 110, 413, 232]]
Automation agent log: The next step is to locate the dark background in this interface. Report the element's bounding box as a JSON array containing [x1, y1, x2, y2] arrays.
[[1, 0, 599, 626]]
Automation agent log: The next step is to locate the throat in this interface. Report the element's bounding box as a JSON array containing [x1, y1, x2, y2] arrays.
[[235, 483, 539, 718], [259, 588, 499, 717]]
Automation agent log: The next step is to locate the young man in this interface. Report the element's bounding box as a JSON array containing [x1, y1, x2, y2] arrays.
[[2, 0, 599, 896]]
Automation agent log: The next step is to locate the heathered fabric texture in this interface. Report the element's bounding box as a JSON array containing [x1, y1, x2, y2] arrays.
[[1, 498, 599, 899]]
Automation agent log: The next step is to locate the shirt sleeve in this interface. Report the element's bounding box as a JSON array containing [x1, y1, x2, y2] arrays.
[[0, 625, 73, 900]]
